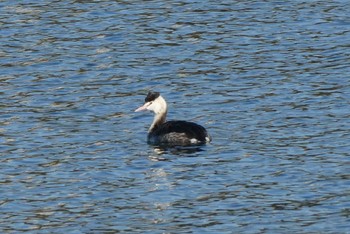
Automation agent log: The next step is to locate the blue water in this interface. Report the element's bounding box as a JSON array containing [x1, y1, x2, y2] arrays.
[[1, 1, 350, 233]]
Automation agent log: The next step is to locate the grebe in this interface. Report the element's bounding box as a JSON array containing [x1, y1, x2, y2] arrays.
[[135, 91, 212, 146]]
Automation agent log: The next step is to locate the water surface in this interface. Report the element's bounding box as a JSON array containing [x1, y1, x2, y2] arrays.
[[1, 1, 350, 233]]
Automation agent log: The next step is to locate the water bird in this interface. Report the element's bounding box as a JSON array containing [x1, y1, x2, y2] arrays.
[[135, 91, 211, 146]]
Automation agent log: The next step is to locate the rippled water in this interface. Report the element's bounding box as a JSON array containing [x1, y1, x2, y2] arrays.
[[1, 1, 350, 233]]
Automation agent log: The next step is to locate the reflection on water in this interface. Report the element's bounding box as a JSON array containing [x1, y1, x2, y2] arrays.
[[1, 0, 350, 233], [151, 145, 206, 156]]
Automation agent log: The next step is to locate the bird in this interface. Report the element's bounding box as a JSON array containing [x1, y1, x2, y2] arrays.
[[135, 91, 211, 146]]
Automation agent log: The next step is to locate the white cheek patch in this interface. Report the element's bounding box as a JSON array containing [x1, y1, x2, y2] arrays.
[[145, 102, 153, 110]]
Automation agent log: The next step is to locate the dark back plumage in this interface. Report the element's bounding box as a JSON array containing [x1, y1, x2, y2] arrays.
[[149, 120, 211, 145]]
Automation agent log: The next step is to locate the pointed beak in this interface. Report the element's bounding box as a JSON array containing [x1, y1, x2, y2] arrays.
[[135, 103, 149, 112]]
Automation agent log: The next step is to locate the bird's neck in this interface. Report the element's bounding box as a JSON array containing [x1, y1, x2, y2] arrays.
[[148, 95, 168, 133], [149, 110, 167, 133]]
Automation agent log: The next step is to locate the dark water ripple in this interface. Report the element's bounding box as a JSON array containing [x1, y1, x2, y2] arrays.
[[1, 0, 350, 233]]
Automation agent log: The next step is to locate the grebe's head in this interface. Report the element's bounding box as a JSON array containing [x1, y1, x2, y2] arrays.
[[135, 91, 167, 114]]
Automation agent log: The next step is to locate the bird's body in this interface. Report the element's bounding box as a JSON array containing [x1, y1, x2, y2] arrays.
[[135, 92, 211, 146]]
